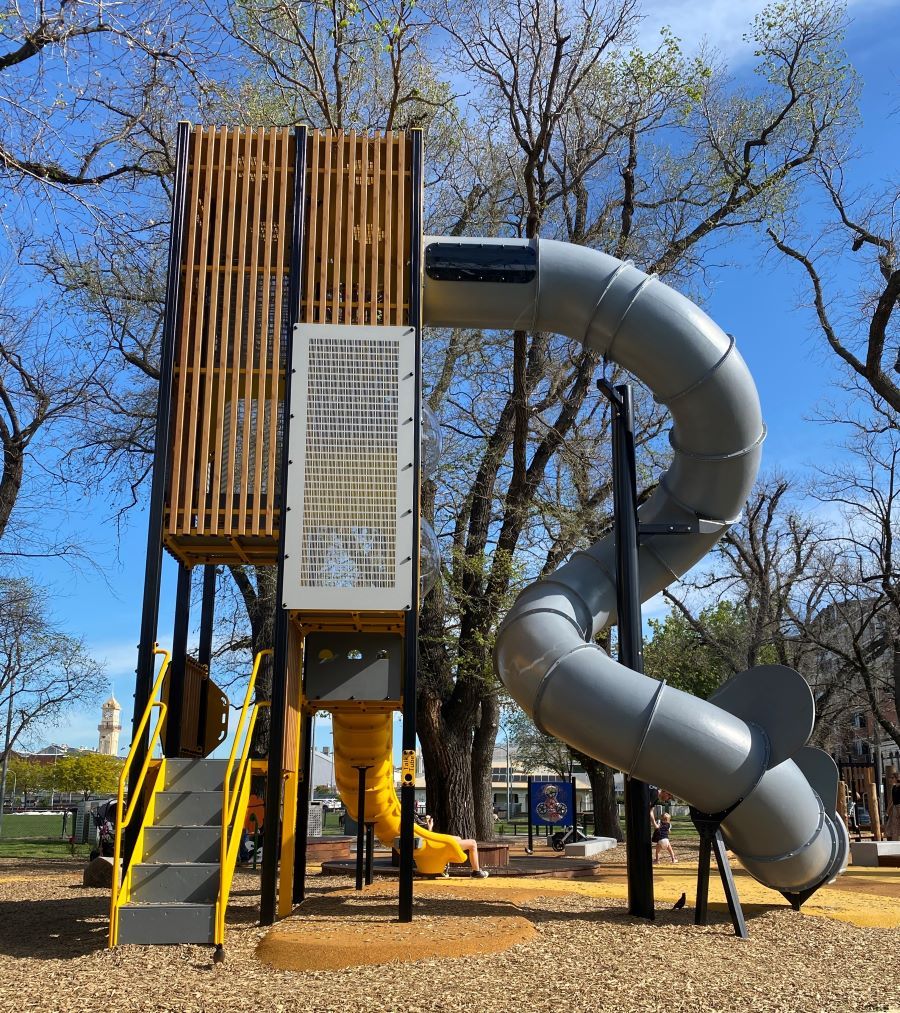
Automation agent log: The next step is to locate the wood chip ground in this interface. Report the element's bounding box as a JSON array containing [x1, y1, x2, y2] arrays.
[[1, 857, 898, 1013]]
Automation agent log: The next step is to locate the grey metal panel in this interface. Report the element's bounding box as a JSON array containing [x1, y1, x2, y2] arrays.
[[304, 632, 402, 702], [163, 759, 226, 793], [143, 826, 221, 864], [709, 666, 815, 768], [283, 323, 416, 611], [130, 863, 220, 904], [154, 790, 223, 827], [117, 903, 215, 946], [423, 236, 848, 897]]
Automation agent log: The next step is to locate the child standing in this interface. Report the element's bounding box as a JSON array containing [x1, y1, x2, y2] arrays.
[[651, 812, 677, 864]]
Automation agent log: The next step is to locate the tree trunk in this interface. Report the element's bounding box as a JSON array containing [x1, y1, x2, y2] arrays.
[[0, 442, 24, 542], [417, 693, 476, 838], [472, 694, 500, 840], [576, 752, 622, 840]]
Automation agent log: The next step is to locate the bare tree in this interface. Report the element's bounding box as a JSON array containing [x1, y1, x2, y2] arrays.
[[0, 578, 106, 821], [796, 405, 900, 751], [768, 162, 899, 412]]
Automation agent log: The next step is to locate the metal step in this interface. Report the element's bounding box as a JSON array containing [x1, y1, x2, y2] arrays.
[[130, 863, 220, 904], [154, 790, 223, 827], [117, 902, 215, 945], [163, 758, 227, 793], [143, 826, 221, 864]]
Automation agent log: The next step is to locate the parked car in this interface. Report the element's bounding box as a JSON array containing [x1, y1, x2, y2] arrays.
[[856, 804, 871, 828], [320, 797, 343, 811]]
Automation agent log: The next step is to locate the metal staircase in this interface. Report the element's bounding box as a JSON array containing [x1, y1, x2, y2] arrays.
[[110, 649, 270, 950], [117, 758, 225, 945]]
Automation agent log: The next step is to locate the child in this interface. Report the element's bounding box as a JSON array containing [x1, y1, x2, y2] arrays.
[[651, 812, 677, 864]]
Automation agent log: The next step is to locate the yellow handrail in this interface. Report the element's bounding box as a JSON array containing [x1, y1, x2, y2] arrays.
[[109, 646, 171, 947], [215, 648, 272, 946]]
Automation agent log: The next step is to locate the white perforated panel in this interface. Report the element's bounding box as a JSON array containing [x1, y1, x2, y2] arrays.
[[284, 324, 416, 611]]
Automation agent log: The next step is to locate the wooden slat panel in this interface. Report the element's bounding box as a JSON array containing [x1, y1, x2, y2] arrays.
[[164, 127, 415, 563]]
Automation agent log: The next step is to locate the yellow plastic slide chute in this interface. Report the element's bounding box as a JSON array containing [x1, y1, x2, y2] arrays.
[[331, 711, 466, 875]]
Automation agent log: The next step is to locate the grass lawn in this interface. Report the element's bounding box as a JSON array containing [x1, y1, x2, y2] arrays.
[[0, 812, 92, 859], [1, 813, 70, 840]]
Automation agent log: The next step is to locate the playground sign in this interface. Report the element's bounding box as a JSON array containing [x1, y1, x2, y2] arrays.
[[530, 781, 573, 827]]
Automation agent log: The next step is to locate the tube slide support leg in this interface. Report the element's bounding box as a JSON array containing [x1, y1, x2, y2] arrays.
[[691, 808, 748, 939]]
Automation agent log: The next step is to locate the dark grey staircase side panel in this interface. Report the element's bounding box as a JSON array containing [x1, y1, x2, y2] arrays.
[[131, 863, 220, 904], [143, 826, 221, 864], [117, 903, 215, 945], [163, 759, 227, 793], [154, 790, 223, 827]]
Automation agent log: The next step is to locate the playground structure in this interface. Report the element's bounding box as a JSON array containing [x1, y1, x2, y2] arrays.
[[110, 123, 848, 952]]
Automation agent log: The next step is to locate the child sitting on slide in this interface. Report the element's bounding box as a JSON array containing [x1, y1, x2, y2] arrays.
[[420, 814, 489, 878], [652, 812, 677, 864]]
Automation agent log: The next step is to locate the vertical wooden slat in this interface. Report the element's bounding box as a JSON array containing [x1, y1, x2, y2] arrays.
[[266, 128, 291, 536], [224, 131, 252, 536], [251, 129, 277, 536], [318, 135, 332, 324], [239, 128, 265, 528], [331, 132, 345, 324], [345, 131, 357, 324], [371, 135, 381, 325], [168, 128, 203, 535], [183, 126, 217, 536], [396, 133, 407, 325], [197, 127, 228, 536], [357, 133, 369, 325], [383, 133, 394, 325], [211, 130, 239, 535], [304, 132, 320, 324]]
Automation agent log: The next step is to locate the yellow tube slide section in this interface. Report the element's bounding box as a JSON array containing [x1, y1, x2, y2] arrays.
[[331, 711, 466, 875]]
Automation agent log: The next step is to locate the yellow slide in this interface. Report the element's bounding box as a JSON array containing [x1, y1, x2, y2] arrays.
[[331, 711, 466, 875]]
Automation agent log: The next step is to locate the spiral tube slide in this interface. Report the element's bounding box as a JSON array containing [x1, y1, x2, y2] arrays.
[[331, 711, 466, 875], [423, 237, 848, 899]]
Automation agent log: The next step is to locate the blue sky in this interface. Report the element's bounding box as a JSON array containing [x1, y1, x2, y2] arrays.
[[24, 0, 900, 756]]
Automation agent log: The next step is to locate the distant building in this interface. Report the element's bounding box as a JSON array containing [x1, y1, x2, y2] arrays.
[[98, 696, 122, 756]]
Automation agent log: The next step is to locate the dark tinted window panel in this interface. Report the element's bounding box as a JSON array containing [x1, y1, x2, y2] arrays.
[[425, 242, 537, 284]]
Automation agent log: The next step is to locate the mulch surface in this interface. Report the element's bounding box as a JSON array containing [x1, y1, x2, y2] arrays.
[[0, 858, 898, 1013]]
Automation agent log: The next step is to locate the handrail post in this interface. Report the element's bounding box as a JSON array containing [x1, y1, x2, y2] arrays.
[[110, 648, 171, 947]]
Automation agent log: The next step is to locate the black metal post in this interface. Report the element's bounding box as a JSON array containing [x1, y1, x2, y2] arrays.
[[398, 128, 424, 924], [125, 121, 191, 866], [527, 777, 534, 854], [365, 824, 375, 885], [166, 563, 192, 757], [598, 379, 655, 921], [260, 125, 309, 926], [571, 776, 577, 841], [198, 566, 216, 668], [292, 711, 313, 904], [196, 565, 216, 754], [355, 765, 368, 891]]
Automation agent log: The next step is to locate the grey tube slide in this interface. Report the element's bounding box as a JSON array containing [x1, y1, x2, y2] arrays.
[[423, 236, 848, 899]]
